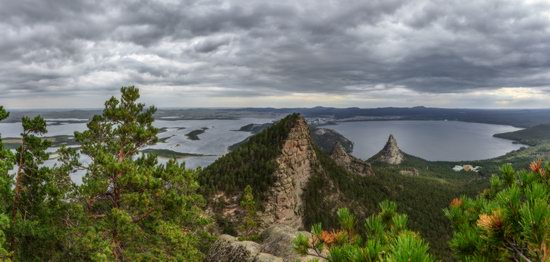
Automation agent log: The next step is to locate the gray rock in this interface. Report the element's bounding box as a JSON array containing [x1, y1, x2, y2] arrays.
[[331, 142, 374, 176], [374, 134, 405, 165], [205, 235, 283, 262]]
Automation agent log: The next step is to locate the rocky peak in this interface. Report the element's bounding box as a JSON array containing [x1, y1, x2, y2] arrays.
[[331, 142, 374, 177], [375, 134, 404, 165], [260, 115, 317, 229]]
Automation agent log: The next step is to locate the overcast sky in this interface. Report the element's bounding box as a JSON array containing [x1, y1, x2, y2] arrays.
[[1, 0, 550, 109]]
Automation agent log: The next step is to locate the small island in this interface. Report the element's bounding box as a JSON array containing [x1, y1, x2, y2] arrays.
[[185, 127, 209, 140]]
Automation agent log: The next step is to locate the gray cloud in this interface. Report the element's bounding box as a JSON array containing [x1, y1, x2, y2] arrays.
[[1, 0, 550, 108]]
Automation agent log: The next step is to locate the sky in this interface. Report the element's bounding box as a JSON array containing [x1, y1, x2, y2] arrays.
[[1, 0, 550, 109]]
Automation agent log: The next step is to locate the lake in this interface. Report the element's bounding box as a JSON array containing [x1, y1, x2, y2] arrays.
[[327, 120, 524, 161], [0, 118, 525, 174], [0, 117, 275, 170]]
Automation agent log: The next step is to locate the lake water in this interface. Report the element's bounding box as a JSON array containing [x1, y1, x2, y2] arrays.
[[0, 118, 525, 179], [0, 117, 275, 170], [327, 120, 524, 161]]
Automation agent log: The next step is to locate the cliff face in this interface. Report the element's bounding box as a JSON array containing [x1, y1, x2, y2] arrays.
[[260, 116, 317, 229], [330, 142, 374, 177], [374, 134, 404, 165]]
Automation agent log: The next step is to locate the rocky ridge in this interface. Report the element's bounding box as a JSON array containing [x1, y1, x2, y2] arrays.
[[259, 116, 317, 229], [330, 142, 374, 176]]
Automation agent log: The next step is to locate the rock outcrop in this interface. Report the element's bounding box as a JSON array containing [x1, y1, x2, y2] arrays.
[[374, 134, 404, 165], [330, 142, 374, 176], [205, 235, 283, 262], [205, 226, 323, 262], [261, 225, 319, 261], [259, 116, 317, 229]]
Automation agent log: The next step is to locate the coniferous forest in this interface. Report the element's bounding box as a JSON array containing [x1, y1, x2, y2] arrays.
[[0, 87, 549, 261]]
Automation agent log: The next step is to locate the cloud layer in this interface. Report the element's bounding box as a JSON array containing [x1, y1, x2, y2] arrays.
[[1, 0, 550, 108]]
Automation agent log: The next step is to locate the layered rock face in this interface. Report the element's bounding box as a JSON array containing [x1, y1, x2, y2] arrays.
[[375, 134, 404, 165], [330, 142, 374, 176], [259, 116, 317, 229]]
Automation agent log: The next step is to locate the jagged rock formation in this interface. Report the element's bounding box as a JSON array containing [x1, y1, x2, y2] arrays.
[[374, 134, 404, 165], [259, 116, 317, 229], [330, 142, 374, 177]]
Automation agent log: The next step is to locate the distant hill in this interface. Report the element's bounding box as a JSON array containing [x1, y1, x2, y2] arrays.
[[494, 124, 550, 145], [6, 107, 550, 128]]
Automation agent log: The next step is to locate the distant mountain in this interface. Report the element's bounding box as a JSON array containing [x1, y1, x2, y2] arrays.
[[7, 106, 550, 127]]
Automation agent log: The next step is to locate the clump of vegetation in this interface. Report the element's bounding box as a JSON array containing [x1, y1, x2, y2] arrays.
[[294, 202, 434, 261], [445, 160, 550, 261], [238, 185, 259, 240]]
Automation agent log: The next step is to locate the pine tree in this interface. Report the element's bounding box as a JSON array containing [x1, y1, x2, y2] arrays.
[[74, 86, 211, 261], [8, 114, 76, 260], [239, 185, 258, 239], [293, 201, 434, 261], [0, 107, 13, 260], [445, 161, 550, 261]]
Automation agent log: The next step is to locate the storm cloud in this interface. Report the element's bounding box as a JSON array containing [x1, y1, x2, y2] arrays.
[[1, 0, 550, 108]]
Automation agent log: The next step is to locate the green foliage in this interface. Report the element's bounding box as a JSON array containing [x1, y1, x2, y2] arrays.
[[494, 124, 550, 146], [200, 113, 301, 202], [294, 202, 435, 261], [239, 185, 258, 240], [3, 113, 78, 261], [445, 161, 550, 261], [72, 86, 212, 261], [0, 106, 13, 260], [302, 147, 487, 259]]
